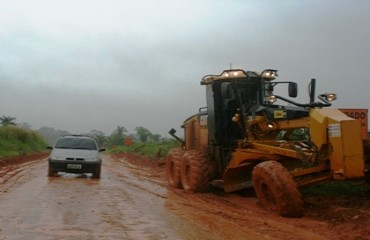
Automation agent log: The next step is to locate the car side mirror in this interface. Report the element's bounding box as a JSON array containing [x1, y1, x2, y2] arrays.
[[99, 148, 106, 152], [47, 146, 53, 150], [289, 82, 298, 98]]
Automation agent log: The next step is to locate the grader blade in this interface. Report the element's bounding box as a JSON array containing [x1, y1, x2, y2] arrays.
[[222, 163, 254, 192]]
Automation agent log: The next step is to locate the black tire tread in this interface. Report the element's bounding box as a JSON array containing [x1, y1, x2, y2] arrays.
[[181, 150, 211, 192], [166, 148, 185, 188], [252, 161, 304, 218]]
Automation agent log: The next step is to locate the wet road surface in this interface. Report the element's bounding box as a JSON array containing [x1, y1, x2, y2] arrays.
[[0, 156, 182, 239], [0, 155, 369, 240]]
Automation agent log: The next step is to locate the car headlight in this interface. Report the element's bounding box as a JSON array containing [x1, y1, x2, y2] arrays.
[[49, 155, 65, 161], [84, 158, 100, 162]]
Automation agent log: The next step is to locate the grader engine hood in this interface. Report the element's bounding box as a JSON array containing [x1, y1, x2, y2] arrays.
[[310, 108, 364, 179]]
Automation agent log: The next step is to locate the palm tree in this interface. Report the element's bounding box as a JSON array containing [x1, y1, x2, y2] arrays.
[[0, 115, 16, 126], [135, 126, 152, 143], [88, 130, 107, 148], [107, 126, 127, 147], [151, 133, 162, 143]]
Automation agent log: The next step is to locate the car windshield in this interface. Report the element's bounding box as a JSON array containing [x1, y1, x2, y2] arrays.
[[55, 138, 97, 150]]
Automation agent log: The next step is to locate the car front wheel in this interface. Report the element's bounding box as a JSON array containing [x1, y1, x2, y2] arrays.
[[93, 165, 101, 179], [48, 165, 57, 177]]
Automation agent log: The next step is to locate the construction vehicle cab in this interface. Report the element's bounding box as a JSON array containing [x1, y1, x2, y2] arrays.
[[166, 68, 368, 218]]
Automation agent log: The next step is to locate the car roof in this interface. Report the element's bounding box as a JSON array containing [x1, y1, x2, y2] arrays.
[[59, 135, 93, 139]]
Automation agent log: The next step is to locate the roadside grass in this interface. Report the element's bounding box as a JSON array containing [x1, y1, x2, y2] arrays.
[[0, 126, 48, 158], [301, 179, 370, 197], [109, 140, 181, 159]]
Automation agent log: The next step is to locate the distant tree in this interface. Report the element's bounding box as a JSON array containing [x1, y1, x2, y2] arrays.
[[150, 133, 162, 143], [114, 126, 127, 137], [18, 122, 32, 130], [135, 126, 152, 143], [107, 126, 127, 147], [37, 126, 70, 145], [127, 133, 139, 142], [88, 130, 106, 148], [0, 115, 16, 126]]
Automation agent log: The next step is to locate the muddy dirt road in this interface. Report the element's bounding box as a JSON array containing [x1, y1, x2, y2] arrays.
[[0, 154, 369, 240]]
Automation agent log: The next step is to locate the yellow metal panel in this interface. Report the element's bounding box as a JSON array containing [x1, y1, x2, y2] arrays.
[[229, 148, 283, 168], [184, 115, 197, 150], [326, 111, 364, 179], [327, 118, 345, 179], [274, 110, 286, 119], [310, 108, 364, 179], [199, 115, 208, 146], [310, 109, 328, 151], [340, 120, 364, 178], [340, 108, 368, 140], [250, 142, 304, 159]]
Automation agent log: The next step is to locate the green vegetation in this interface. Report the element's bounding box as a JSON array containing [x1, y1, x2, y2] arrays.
[[0, 126, 48, 158], [301, 180, 370, 197], [109, 140, 181, 158], [83, 125, 182, 158], [0, 114, 180, 159]]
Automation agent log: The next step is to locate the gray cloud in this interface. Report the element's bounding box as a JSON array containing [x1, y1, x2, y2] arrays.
[[1, 0, 369, 136]]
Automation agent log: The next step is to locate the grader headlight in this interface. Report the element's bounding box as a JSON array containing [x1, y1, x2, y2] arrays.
[[201, 69, 248, 84], [265, 95, 277, 104], [324, 93, 337, 102], [261, 69, 278, 81], [220, 69, 247, 79], [316, 92, 337, 107]]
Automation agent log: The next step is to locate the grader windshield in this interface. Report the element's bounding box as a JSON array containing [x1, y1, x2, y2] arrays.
[[201, 69, 288, 114]]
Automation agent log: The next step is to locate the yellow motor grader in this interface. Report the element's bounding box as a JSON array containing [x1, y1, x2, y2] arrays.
[[166, 68, 370, 217]]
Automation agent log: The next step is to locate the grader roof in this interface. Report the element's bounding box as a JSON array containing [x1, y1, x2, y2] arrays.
[[200, 69, 261, 85]]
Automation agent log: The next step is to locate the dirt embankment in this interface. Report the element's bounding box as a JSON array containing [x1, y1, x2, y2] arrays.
[[0, 152, 50, 167]]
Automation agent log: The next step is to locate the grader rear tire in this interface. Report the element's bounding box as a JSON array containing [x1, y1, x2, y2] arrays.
[[252, 161, 304, 218], [180, 150, 214, 192], [180, 150, 211, 192], [166, 148, 185, 188]]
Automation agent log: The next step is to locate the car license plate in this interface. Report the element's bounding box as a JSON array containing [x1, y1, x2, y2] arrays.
[[67, 164, 82, 169]]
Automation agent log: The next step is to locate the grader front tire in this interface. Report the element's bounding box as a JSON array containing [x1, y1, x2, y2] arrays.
[[180, 150, 211, 192], [252, 161, 304, 218], [166, 148, 185, 189]]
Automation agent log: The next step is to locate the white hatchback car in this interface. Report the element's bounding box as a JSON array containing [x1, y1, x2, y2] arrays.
[[48, 135, 105, 178]]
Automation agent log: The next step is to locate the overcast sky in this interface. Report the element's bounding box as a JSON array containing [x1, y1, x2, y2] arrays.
[[0, 0, 369, 137]]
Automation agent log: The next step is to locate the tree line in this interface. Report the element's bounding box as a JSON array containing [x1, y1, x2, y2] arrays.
[[0, 115, 169, 148]]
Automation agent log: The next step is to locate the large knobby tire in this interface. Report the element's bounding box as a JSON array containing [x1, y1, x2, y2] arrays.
[[180, 150, 212, 192], [252, 161, 304, 218], [166, 148, 185, 188]]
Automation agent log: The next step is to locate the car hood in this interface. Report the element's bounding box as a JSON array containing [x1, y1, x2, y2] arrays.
[[50, 148, 100, 160]]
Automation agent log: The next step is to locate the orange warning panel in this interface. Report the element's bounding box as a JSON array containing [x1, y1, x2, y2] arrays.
[[339, 108, 368, 140]]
